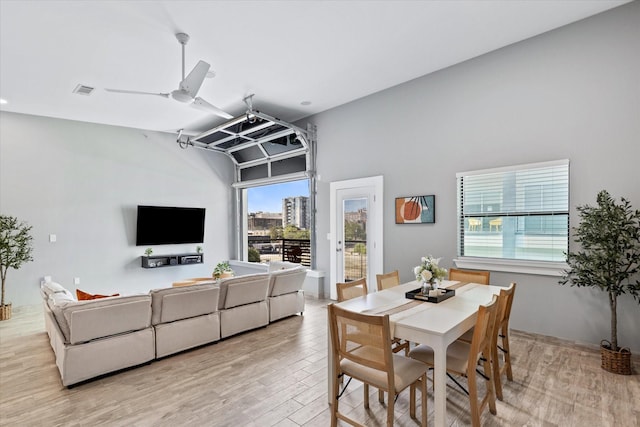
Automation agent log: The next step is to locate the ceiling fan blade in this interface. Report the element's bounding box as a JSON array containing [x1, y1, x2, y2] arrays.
[[105, 89, 170, 98], [180, 60, 210, 98], [192, 97, 233, 119]]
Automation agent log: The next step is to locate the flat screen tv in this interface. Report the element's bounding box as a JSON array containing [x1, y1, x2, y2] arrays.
[[136, 205, 206, 246]]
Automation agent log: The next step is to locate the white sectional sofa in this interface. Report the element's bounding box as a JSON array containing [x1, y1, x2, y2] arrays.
[[40, 262, 308, 387]]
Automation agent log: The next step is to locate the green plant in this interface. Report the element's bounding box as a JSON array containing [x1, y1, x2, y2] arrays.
[[353, 242, 366, 255], [560, 190, 640, 351], [144, 248, 153, 256], [248, 247, 261, 262], [0, 215, 35, 307], [213, 261, 233, 278]]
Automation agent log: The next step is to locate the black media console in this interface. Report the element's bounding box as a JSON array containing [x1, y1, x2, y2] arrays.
[[141, 253, 204, 268]]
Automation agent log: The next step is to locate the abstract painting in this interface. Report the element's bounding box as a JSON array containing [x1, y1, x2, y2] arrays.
[[395, 195, 435, 224]]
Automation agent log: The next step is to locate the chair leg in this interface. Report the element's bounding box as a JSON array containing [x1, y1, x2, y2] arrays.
[[364, 383, 370, 409], [387, 391, 395, 427], [467, 369, 481, 427], [378, 388, 385, 403], [492, 342, 504, 401], [410, 383, 416, 419], [483, 354, 497, 415], [331, 369, 340, 427], [421, 374, 428, 427], [502, 331, 513, 381]]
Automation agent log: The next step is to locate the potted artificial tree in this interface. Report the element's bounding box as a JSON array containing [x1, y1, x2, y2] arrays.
[[560, 190, 640, 375], [0, 215, 34, 321]]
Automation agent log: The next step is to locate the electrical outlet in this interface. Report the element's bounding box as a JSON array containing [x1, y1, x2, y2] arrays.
[[49, 234, 57, 243], [74, 277, 80, 285]]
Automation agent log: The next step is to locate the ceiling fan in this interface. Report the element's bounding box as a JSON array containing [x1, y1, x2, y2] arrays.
[[105, 33, 232, 119]]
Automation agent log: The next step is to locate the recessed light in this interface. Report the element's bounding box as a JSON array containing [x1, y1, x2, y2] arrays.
[[300, 101, 312, 106], [0, 98, 7, 104]]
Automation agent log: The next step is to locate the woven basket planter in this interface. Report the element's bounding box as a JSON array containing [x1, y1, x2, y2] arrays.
[[601, 340, 632, 375], [0, 303, 12, 321]]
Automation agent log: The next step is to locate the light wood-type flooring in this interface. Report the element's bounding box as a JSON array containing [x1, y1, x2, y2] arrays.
[[1, 298, 638, 426]]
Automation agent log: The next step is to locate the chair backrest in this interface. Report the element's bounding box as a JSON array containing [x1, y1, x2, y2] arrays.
[[337, 278, 368, 302], [328, 303, 394, 384], [449, 268, 490, 285], [376, 270, 400, 291], [497, 282, 516, 335], [468, 294, 499, 367]]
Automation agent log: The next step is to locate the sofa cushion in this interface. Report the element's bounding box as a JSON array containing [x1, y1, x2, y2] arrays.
[[48, 294, 152, 344], [268, 266, 308, 297], [150, 283, 220, 325], [76, 289, 120, 300], [218, 273, 270, 310]]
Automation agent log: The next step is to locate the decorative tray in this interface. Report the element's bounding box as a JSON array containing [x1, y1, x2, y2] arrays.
[[405, 287, 455, 303]]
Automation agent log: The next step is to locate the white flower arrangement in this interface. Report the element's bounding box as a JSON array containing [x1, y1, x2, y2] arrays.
[[414, 255, 447, 284]]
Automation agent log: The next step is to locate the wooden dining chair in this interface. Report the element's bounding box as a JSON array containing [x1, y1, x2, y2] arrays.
[[336, 278, 368, 302], [375, 270, 411, 356], [376, 270, 400, 291], [408, 295, 499, 427], [449, 267, 490, 285], [491, 282, 516, 401], [328, 303, 428, 427]]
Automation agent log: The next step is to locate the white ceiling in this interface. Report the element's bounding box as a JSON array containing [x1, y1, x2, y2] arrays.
[[0, 1, 630, 135]]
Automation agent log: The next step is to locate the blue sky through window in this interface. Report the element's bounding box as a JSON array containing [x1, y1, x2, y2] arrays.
[[248, 180, 309, 213]]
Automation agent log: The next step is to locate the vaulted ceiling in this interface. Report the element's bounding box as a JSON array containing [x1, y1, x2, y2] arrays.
[[0, 1, 630, 135]]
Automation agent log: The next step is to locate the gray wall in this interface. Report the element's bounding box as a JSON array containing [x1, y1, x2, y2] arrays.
[[311, 2, 640, 351], [0, 112, 234, 306]]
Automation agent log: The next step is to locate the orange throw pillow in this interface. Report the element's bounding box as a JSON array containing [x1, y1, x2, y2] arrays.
[[76, 289, 120, 301]]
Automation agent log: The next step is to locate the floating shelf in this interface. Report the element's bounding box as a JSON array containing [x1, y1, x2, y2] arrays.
[[141, 253, 204, 268]]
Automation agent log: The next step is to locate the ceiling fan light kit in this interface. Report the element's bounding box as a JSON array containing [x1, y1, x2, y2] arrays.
[[105, 33, 232, 119]]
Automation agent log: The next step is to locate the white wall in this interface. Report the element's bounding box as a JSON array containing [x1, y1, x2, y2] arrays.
[[310, 3, 640, 351], [0, 112, 235, 306]]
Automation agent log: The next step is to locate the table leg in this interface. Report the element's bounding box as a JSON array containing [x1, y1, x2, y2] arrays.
[[433, 344, 447, 427]]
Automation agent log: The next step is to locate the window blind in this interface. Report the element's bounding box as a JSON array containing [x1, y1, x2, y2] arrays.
[[456, 159, 569, 262]]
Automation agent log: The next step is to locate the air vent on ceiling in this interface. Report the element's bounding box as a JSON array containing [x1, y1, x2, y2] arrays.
[[72, 84, 95, 96]]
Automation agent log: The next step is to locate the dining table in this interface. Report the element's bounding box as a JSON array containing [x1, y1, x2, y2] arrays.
[[329, 280, 502, 427]]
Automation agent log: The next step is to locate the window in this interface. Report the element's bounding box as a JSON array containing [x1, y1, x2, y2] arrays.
[[456, 159, 569, 273], [245, 179, 311, 266]]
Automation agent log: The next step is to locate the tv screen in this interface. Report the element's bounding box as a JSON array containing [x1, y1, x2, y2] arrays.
[[136, 205, 206, 246]]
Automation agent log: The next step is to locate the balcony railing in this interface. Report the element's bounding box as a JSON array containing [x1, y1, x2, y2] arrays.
[[248, 237, 367, 276], [249, 237, 311, 267]]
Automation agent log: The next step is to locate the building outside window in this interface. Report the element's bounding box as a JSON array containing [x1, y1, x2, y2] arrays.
[[457, 159, 569, 265], [246, 179, 311, 266]]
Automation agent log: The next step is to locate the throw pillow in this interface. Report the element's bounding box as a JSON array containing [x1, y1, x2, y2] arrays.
[[76, 289, 120, 301]]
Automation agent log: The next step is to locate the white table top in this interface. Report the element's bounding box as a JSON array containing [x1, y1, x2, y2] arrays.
[[336, 280, 500, 337]]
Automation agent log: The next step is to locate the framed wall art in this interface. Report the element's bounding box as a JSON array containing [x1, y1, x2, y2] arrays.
[[395, 195, 435, 224]]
